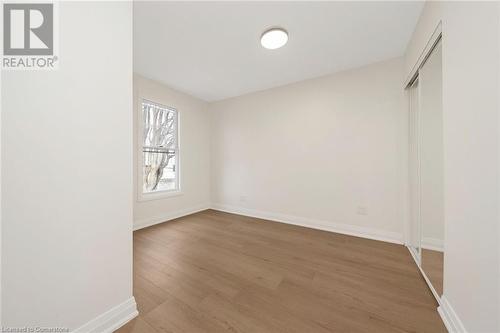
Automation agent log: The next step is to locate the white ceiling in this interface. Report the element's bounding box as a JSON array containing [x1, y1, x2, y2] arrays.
[[134, 1, 423, 102]]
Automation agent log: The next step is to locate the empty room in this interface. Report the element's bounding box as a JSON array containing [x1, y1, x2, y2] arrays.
[[1, 1, 499, 333]]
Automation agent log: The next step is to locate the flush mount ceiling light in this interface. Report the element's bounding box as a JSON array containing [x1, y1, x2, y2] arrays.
[[260, 27, 288, 50]]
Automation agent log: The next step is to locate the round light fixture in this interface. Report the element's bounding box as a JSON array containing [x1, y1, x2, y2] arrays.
[[260, 27, 288, 50]]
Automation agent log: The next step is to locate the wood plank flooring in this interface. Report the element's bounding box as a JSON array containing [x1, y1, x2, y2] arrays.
[[422, 249, 444, 296], [117, 210, 446, 333]]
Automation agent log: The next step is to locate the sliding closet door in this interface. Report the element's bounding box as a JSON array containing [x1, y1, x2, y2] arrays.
[[419, 41, 444, 296], [408, 79, 421, 262]]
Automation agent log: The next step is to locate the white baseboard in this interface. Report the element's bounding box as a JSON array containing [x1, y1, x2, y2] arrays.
[[133, 203, 210, 231], [421, 237, 444, 252], [438, 296, 467, 333], [406, 245, 466, 333], [211, 203, 404, 245], [73, 297, 138, 333]]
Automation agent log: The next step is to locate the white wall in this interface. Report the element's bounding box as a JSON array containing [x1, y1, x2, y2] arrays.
[[1, 2, 134, 330], [210, 58, 407, 243], [133, 75, 211, 229], [405, 2, 500, 332]]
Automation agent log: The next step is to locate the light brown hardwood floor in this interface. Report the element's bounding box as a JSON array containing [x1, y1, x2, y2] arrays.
[[117, 210, 446, 333], [422, 248, 444, 296]]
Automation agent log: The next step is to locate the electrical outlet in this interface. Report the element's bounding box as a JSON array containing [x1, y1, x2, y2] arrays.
[[239, 195, 247, 203], [357, 206, 367, 215]]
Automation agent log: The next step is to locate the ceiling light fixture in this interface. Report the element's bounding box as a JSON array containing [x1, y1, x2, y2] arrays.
[[260, 27, 288, 50]]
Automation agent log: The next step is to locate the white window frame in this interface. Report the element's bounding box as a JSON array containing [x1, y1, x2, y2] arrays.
[[137, 98, 182, 201]]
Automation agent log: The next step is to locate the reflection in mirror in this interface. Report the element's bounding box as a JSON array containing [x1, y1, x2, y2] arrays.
[[419, 40, 444, 296], [408, 78, 421, 263]]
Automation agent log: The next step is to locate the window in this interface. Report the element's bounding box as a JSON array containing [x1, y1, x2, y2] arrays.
[[141, 100, 179, 196]]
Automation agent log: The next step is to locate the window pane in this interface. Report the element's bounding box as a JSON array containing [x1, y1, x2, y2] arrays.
[[142, 101, 176, 148], [142, 100, 178, 194], [143, 150, 176, 192]]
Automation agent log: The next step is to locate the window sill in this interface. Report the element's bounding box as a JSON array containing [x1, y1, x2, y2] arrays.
[[138, 190, 183, 202]]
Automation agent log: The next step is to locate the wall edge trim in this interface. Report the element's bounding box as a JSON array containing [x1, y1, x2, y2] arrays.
[[133, 203, 211, 231], [211, 203, 404, 245], [438, 295, 468, 333], [73, 297, 138, 333]]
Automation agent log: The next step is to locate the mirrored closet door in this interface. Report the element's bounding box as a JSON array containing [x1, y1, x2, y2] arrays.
[[408, 78, 421, 263], [408, 39, 444, 299]]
